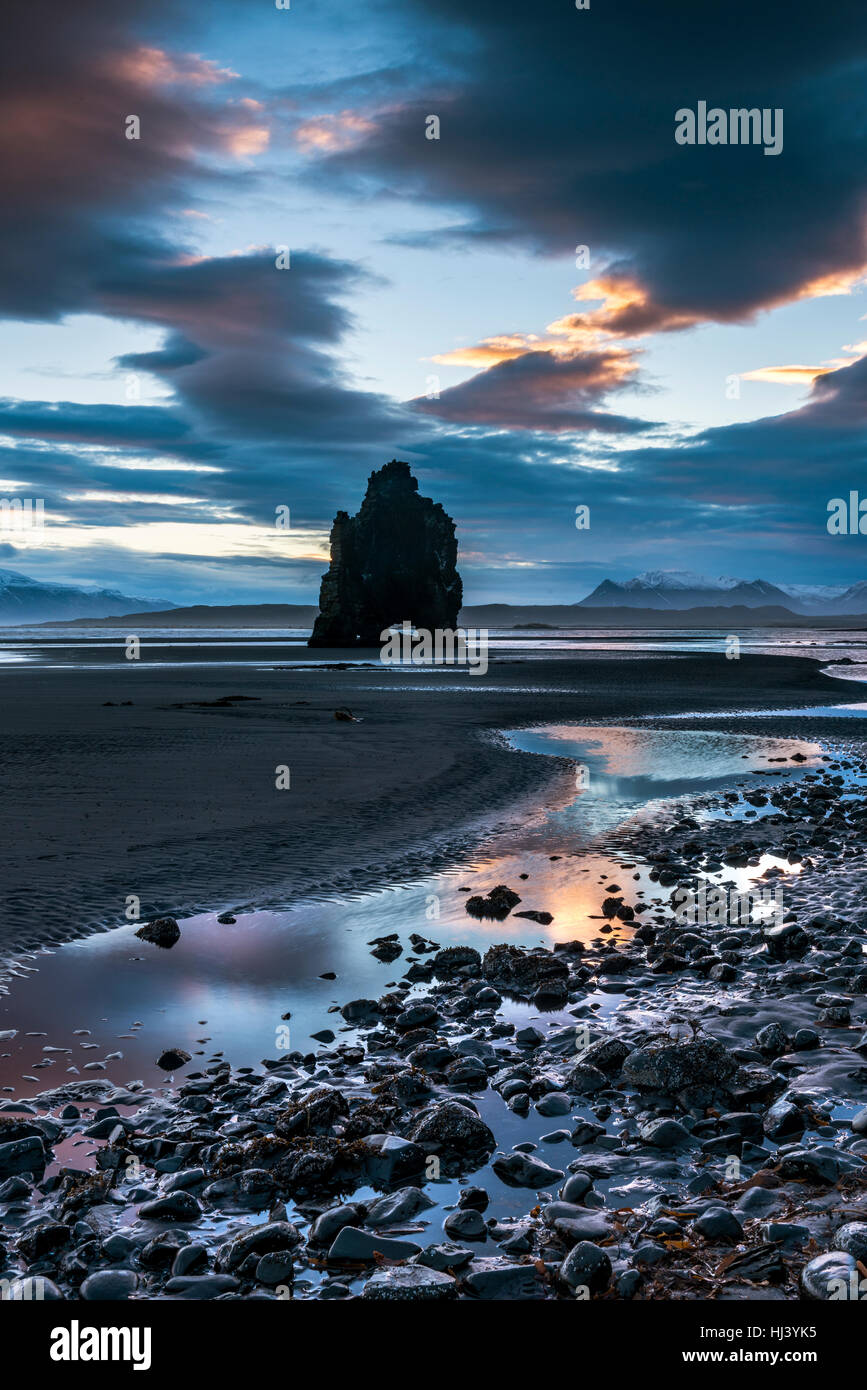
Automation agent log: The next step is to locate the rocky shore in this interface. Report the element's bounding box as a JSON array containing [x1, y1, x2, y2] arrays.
[[2, 743, 867, 1301]]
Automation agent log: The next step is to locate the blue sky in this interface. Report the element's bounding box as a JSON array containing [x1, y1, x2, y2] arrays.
[[1, 0, 866, 605]]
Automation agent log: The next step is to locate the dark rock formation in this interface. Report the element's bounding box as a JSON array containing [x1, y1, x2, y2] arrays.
[[309, 459, 462, 646]]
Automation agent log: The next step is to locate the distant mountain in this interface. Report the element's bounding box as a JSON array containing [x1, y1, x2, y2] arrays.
[[778, 583, 848, 604], [0, 568, 175, 624], [579, 571, 865, 614], [41, 598, 867, 633], [462, 602, 867, 630], [832, 581, 867, 614], [42, 602, 317, 628]]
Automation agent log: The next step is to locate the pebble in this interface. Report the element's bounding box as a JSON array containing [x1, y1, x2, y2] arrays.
[[492, 1151, 564, 1187], [80, 1270, 138, 1301], [801, 1250, 859, 1300], [559, 1240, 612, 1293], [692, 1207, 744, 1241], [327, 1227, 422, 1262], [834, 1221, 867, 1262], [443, 1208, 486, 1240]]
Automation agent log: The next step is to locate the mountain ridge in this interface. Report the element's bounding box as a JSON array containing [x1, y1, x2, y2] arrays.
[[580, 572, 867, 614], [30, 600, 867, 632], [0, 567, 175, 624]]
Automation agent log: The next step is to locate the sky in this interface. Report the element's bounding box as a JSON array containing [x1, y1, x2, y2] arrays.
[[1, 0, 866, 605]]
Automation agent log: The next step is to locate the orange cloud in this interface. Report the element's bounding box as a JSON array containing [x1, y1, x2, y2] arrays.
[[295, 111, 376, 153], [433, 334, 540, 367], [564, 276, 700, 338], [117, 47, 237, 88], [439, 272, 700, 378], [795, 268, 866, 301], [741, 364, 833, 386], [223, 124, 270, 158]]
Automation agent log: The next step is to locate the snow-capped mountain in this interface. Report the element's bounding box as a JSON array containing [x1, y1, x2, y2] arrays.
[[777, 583, 848, 603], [621, 570, 743, 592], [580, 574, 793, 610], [832, 580, 867, 614], [0, 568, 175, 624], [579, 572, 866, 614]]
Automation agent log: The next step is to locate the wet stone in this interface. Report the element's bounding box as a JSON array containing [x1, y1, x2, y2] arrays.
[[80, 1270, 138, 1301], [443, 1207, 486, 1240], [801, 1250, 860, 1300], [327, 1226, 422, 1263], [835, 1221, 867, 1262], [559, 1240, 612, 1293], [361, 1266, 456, 1301], [417, 1242, 474, 1272], [463, 1259, 545, 1300], [492, 1152, 564, 1188]]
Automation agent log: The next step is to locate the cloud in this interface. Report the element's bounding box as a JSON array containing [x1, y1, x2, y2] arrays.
[[610, 352, 867, 512], [0, 5, 409, 544], [741, 365, 831, 386], [0, 0, 270, 320], [108, 250, 405, 455], [305, 0, 867, 331], [0, 399, 203, 451], [412, 345, 650, 433], [3, 0, 866, 602], [295, 112, 378, 153], [0, 249, 408, 537]]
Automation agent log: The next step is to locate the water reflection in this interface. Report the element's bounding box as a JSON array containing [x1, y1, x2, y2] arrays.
[[0, 724, 819, 1111]]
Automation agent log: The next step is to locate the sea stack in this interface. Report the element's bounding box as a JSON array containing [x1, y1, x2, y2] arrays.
[[309, 459, 462, 646]]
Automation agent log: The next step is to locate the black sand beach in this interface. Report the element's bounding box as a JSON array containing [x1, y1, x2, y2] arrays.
[[1, 651, 861, 959]]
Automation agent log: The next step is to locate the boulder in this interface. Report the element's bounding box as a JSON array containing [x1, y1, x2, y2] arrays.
[[559, 1241, 612, 1293], [801, 1250, 860, 1300], [835, 1222, 867, 1262], [0, 1135, 45, 1179], [492, 1151, 564, 1188], [466, 886, 521, 921], [361, 1267, 456, 1301], [80, 1271, 138, 1301], [431, 946, 481, 977], [274, 1086, 348, 1138], [135, 917, 181, 949], [327, 1226, 422, 1262], [622, 1038, 736, 1094], [482, 944, 569, 996], [215, 1221, 301, 1272], [156, 1048, 191, 1072], [408, 1101, 495, 1162]]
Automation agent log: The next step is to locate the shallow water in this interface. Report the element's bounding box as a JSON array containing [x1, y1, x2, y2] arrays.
[[0, 724, 822, 1103], [3, 624, 867, 675], [655, 700, 867, 720], [0, 720, 847, 1279]]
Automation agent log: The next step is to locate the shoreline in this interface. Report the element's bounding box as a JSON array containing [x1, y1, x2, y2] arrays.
[[0, 652, 865, 1303], [0, 737, 865, 1302], [0, 652, 863, 968]]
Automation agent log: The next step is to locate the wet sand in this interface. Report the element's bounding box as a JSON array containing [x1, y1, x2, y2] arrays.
[[0, 651, 861, 962]]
